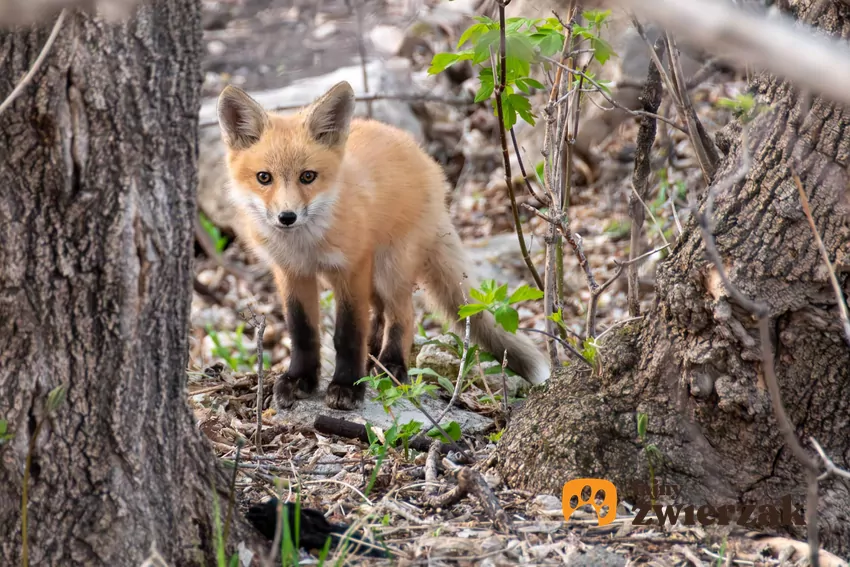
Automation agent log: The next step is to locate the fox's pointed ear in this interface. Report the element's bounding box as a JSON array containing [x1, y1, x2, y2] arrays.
[[217, 85, 268, 150], [306, 81, 355, 147]]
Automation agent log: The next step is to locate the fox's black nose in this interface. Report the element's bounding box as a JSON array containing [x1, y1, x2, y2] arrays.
[[278, 211, 297, 226]]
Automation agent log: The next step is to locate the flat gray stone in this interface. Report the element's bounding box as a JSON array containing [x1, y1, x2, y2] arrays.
[[271, 373, 493, 436]]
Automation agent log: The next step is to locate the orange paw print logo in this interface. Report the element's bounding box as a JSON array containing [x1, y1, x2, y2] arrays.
[[562, 479, 617, 526]]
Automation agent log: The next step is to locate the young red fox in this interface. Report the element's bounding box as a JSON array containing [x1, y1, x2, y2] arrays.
[[217, 81, 550, 410]]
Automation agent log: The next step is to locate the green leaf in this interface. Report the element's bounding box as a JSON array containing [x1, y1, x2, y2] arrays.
[[582, 9, 612, 27], [508, 284, 545, 304], [493, 283, 509, 303], [522, 77, 545, 90], [472, 15, 497, 26], [458, 303, 488, 319], [457, 22, 489, 49], [469, 287, 489, 304], [637, 412, 648, 440], [505, 32, 536, 63], [47, 384, 66, 413], [428, 52, 460, 75], [437, 376, 456, 394], [472, 29, 501, 65], [488, 429, 505, 443], [530, 31, 564, 58], [498, 92, 518, 130], [427, 420, 462, 442], [590, 36, 616, 65], [399, 420, 423, 438], [475, 82, 495, 103], [507, 93, 536, 126], [408, 367, 444, 379], [494, 304, 519, 333]]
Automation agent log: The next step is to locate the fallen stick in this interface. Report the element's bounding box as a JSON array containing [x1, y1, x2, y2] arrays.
[[313, 415, 449, 455], [426, 465, 513, 533]]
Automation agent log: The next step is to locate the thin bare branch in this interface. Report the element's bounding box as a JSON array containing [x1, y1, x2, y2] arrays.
[[628, 36, 665, 317], [604, 0, 850, 108], [790, 169, 850, 347], [542, 55, 688, 134], [436, 315, 471, 424], [0, 9, 66, 116], [492, 3, 544, 290]]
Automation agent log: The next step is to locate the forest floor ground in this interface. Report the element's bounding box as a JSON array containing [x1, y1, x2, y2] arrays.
[[184, 0, 843, 565]]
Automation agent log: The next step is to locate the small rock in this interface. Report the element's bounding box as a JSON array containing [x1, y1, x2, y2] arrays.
[[415, 334, 461, 379], [206, 39, 226, 56], [478, 361, 530, 398], [312, 22, 337, 40], [531, 494, 563, 516]]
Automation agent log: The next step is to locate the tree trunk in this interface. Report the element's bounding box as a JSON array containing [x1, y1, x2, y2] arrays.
[[0, 3, 261, 565], [497, 0, 850, 558]]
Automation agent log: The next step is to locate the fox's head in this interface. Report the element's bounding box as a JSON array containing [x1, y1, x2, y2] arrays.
[[216, 81, 356, 234]]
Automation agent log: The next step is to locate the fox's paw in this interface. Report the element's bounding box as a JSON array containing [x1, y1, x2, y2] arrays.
[[274, 372, 316, 409], [324, 382, 365, 411]]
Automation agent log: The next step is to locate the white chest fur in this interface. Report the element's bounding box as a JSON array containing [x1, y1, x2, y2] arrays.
[[255, 233, 348, 275]]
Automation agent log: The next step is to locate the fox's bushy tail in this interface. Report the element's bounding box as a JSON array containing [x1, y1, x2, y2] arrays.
[[421, 223, 551, 386]]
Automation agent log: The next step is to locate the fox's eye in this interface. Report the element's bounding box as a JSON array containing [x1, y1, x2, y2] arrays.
[[256, 171, 273, 185], [299, 170, 318, 184]]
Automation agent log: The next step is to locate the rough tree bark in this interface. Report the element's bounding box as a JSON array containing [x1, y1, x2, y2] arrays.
[[0, 2, 262, 565], [497, 0, 850, 558]]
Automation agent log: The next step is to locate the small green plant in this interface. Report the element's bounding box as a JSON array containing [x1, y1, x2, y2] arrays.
[[206, 323, 270, 372], [199, 211, 230, 254], [488, 429, 505, 443], [356, 371, 462, 495], [357, 372, 439, 414], [428, 11, 616, 130], [716, 93, 770, 124], [636, 412, 663, 506], [0, 419, 12, 446], [22, 384, 67, 567], [715, 535, 728, 567], [459, 279, 544, 334], [211, 486, 239, 567]]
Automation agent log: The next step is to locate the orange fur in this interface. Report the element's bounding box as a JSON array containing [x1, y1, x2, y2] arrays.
[[217, 81, 550, 410]]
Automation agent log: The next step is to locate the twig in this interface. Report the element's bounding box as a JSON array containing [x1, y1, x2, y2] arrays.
[[587, 263, 625, 339], [596, 316, 644, 341], [492, 1, 544, 291], [425, 466, 513, 532], [425, 440, 442, 499], [437, 315, 472, 424], [790, 169, 850, 347], [664, 32, 720, 182], [810, 438, 850, 483], [542, 55, 688, 135], [509, 127, 549, 206], [628, 36, 665, 318], [0, 9, 66, 117], [519, 327, 592, 368], [520, 203, 598, 293]]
